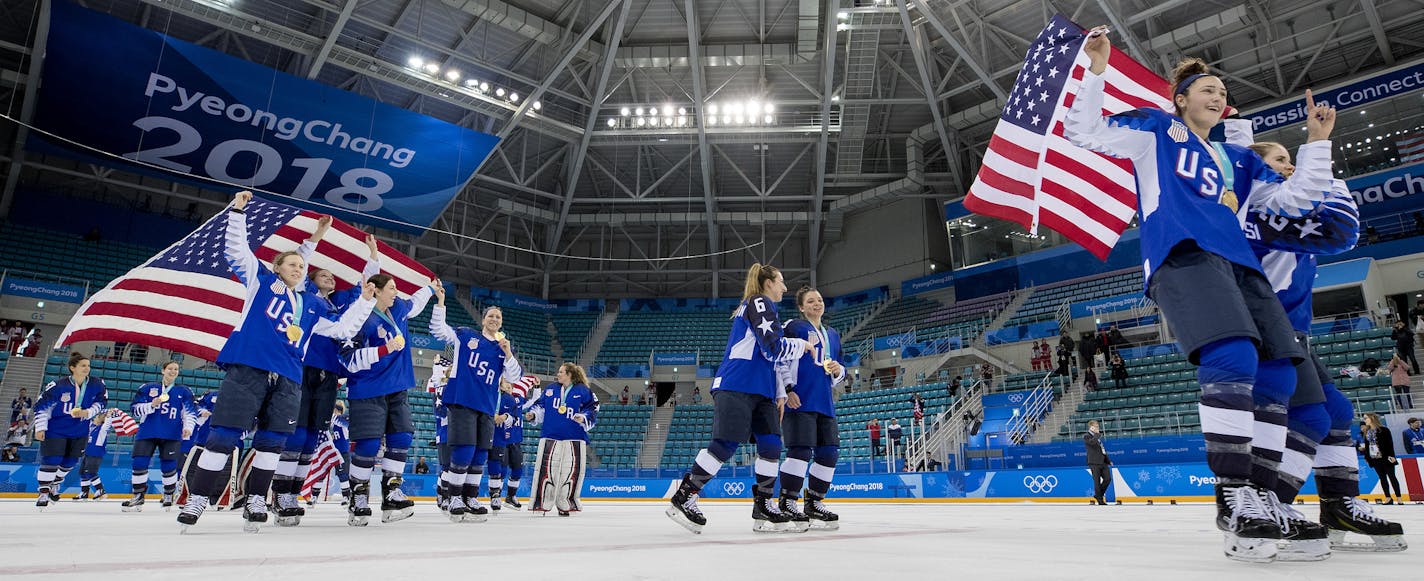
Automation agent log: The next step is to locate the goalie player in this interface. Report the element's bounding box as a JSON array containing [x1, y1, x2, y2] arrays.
[[524, 363, 598, 516]]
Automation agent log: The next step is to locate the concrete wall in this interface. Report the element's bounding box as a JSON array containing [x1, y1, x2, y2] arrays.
[[818, 198, 951, 297]]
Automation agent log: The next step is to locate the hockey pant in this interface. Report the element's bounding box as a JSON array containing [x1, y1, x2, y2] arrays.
[[532, 438, 586, 513]]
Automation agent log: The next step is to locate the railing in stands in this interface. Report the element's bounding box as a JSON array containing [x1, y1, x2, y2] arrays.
[[1003, 373, 1058, 445], [904, 378, 986, 471]]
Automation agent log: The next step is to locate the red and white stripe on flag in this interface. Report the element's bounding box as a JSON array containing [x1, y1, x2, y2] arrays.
[[964, 15, 1172, 260], [56, 197, 434, 362], [109, 409, 138, 437], [1398, 132, 1424, 164], [301, 434, 343, 497]]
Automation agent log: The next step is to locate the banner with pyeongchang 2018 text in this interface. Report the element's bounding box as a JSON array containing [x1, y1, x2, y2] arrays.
[[33, 2, 499, 234]]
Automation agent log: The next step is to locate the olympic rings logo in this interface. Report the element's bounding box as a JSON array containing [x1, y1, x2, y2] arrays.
[[1023, 475, 1059, 494], [723, 482, 746, 496], [1009, 394, 1024, 403]]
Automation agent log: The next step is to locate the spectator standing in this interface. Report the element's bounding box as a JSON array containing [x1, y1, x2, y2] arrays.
[[1391, 320, 1419, 374], [4, 418, 29, 461], [910, 394, 925, 425], [620, 386, 630, 405], [1082, 366, 1099, 392], [413, 457, 430, 474], [1404, 417, 1424, 455], [887, 419, 904, 454], [691, 387, 702, 405], [1409, 298, 1424, 347], [1108, 325, 1126, 350], [1359, 414, 1402, 504], [10, 387, 33, 424], [867, 418, 881, 457], [1388, 354, 1413, 409], [951, 376, 962, 397], [1084, 420, 1112, 505], [1110, 354, 1128, 390]]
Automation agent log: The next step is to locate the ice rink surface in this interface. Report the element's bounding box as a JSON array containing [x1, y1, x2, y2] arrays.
[[3, 499, 1420, 580]]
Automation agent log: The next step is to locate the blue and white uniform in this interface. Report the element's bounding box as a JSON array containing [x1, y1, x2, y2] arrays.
[[526, 383, 598, 442], [712, 295, 810, 399], [33, 376, 108, 495], [493, 392, 526, 447], [778, 317, 846, 502], [84, 416, 114, 460], [132, 383, 198, 442], [779, 320, 846, 418]]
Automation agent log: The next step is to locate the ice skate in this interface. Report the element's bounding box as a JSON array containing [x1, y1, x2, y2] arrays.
[[74, 488, 91, 502], [665, 478, 705, 534], [347, 482, 371, 527], [92, 487, 108, 501], [35, 487, 51, 510], [1267, 492, 1330, 561], [804, 492, 840, 530], [504, 493, 522, 510], [463, 496, 490, 523], [779, 496, 811, 533], [275, 493, 303, 527], [161, 492, 175, 511], [380, 476, 415, 523], [121, 492, 146, 512], [176, 495, 209, 532], [490, 493, 502, 513], [751, 494, 790, 533], [447, 495, 471, 522], [242, 494, 269, 533], [1214, 481, 1281, 563], [1321, 496, 1407, 552]]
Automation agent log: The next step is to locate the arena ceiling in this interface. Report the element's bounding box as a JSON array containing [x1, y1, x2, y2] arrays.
[[0, 0, 1421, 298]]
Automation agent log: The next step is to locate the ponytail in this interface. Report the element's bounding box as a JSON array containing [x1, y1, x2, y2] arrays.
[[740, 263, 781, 303]]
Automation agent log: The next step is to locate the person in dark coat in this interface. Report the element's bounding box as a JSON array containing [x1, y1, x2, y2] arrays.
[[1359, 413, 1402, 504], [1391, 320, 1419, 374], [1110, 354, 1128, 389], [1084, 420, 1112, 505]]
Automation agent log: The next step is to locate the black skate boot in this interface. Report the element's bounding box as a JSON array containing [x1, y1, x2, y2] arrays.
[[665, 476, 706, 534], [93, 486, 108, 501], [504, 486, 522, 510], [464, 495, 490, 523], [489, 486, 502, 513], [242, 494, 269, 533], [1214, 480, 1282, 562], [176, 494, 210, 532], [1266, 491, 1330, 561], [161, 486, 176, 511], [121, 491, 146, 513], [36, 486, 51, 510], [348, 481, 372, 527], [752, 492, 791, 533], [274, 493, 303, 527], [779, 495, 811, 533], [803, 491, 840, 531], [1320, 496, 1407, 552], [380, 474, 415, 523], [436, 484, 451, 513], [447, 494, 471, 523], [75, 486, 91, 502]]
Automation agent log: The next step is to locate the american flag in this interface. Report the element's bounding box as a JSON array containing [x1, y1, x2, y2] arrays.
[[301, 430, 343, 497], [963, 15, 1173, 259], [108, 408, 138, 437], [1399, 131, 1424, 164], [56, 197, 435, 362]]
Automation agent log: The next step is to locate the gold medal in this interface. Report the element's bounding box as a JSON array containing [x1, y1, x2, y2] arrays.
[[1220, 189, 1239, 213], [558, 405, 568, 414], [494, 331, 506, 342], [157, 394, 170, 403], [286, 324, 303, 342]]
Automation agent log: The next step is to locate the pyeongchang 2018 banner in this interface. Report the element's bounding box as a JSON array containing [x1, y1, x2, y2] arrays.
[[33, 2, 499, 233]]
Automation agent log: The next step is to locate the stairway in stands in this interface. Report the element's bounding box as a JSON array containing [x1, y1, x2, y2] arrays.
[[636, 405, 675, 468], [0, 355, 45, 408]]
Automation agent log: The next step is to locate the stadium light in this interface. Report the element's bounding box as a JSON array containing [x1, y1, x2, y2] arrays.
[[495, 87, 506, 97], [532, 101, 542, 110], [620, 107, 631, 116], [445, 70, 460, 81], [479, 82, 490, 92], [635, 107, 645, 116], [423, 63, 440, 74], [607, 118, 617, 127], [708, 104, 719, 115], [408, 57, 423, 69], [509, 92, 520, 102]]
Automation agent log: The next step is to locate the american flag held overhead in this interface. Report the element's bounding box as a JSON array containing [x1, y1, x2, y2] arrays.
[[56, 197, 435, 362], [964, 15, 1174, 259]]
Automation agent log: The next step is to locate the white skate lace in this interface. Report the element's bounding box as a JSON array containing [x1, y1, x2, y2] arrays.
[[764, 498, 784, 515], [247, 495, 268, 515], [1259, 490, 1291, 534], [1345, 497, 1385, 523], [1225, 486, 1270, 528], [277, 493, 298, 509], [448, 496, 467, 510], [468, 497, 484, 509], [810, 499, 833, 514], [387, 488, 409, 502], [682, 494, 703, 516], [180, 495, 209, 517], [352, 493, 369, 510]]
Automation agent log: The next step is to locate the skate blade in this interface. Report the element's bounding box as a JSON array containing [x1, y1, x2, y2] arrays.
[[274, 516, 301, 527], [504, 501, 522, 511], [179, 524, 195, 534], [242, 521, 263, 534], [664, 507, 704, 535], [347, 515, 370, 527], [751, 519, 787, 533], [810, 519, 840, 531], [447, 512, 467, 523], [1329, 530, 1408, 552], [462, 513, 489, 523], [1274, 539, 1332, 562], [786, 520, 811, 533], [1223, 534, 1277, 563], [121, 505, 144, 513], [381, 507, 415, 523]]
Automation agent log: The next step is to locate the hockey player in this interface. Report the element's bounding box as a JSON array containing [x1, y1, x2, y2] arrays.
[[488, 376, 539, 511], [778, 286, 846, 531], [123, 361, 197, 512], [1065, 30, 1335, 562], [33, 352, 108, 509], [271, 218, 381, 526], [176, 191, 378, 533], [429, 286, 524, 523], [311, 401, 352, 506], [525, 363, 598, 516], [74, 411, 114, 502], [433, 383, 451, 512], [666, 263, 813, 533], [339, 271, 435, 526], [1234, 139, 1406, 555]]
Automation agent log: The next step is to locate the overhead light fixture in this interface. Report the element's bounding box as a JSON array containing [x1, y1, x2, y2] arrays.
[[831, 95, 840, 102], [495, 87, 507, 97], [445, 70, 460, 81], [707, 104, 719, 115], [408, 56, 424, 68], [423, 63, 440, 74], [677, 107, 687, 115], [763, 114, 774, 123], [837, 23, 849, 31], [635, 107, 645, 116], [479, 82, 490, 92], [509, 92, 520, 102], [707, 116, 717, 126], [464, 79, 477, 88], [636, 117, 646, 126], [837, 11, 848, 19], [620, 107, 631, 116], [764, 103, 775, 113], [532, 101, 542, 110], [662, 105, 674, 116], [607, 118, 617, 127]]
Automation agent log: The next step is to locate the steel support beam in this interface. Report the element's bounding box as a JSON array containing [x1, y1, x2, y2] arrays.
[[914, 3, 1007, 101], [305, 0, 358, 79], [685, 0, 721, 297], [0, 0, 48, 220], [808, 0, 837, 285]]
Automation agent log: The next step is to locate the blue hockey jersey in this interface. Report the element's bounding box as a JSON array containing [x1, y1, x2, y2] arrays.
[[433, 390, 448, 445], [527, 383, 598, 442], [84, 416, 113, 458], [34, 376, 108, 439], [332, 413, 350, 451], [297, 240, 379, 375], [1063, 70, 1333, 290], [131, 383, 198, 441], [215, 209, 376, 382], [341, 285, 434, 400], [189, 391, 218, 450], [429, 305, 523, 415], [493, 392, 526, 446], [780, 319, 846, 418], [711, 295, 810, 400]]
